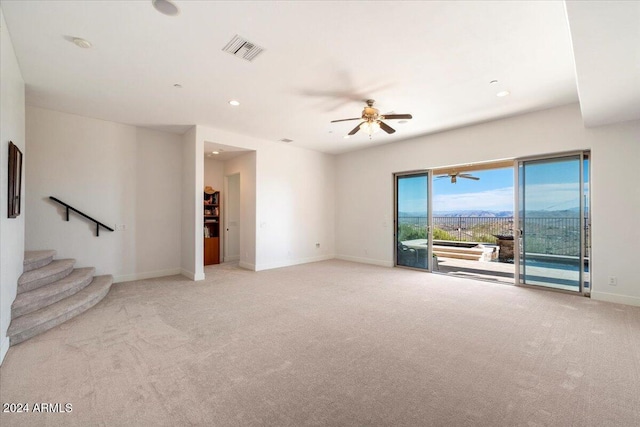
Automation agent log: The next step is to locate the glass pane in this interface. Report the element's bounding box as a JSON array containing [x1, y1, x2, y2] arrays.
[[520, 156, 581, 291], [396, 173, 429, 269], [583, 156, 590, 289]]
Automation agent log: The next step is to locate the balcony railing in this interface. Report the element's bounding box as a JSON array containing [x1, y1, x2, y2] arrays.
[[398, 216, 586, 257]]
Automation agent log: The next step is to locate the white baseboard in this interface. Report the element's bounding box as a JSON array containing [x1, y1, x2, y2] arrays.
[[180, 269, 205, 281], [590, 291, 640, 307], [238, 261, 256, 271], [224, 255, 240, 262], [113, 268, 182, 283], [255, 254, 334, 271], [0, 336, 10, 366], [335, 254, 394, 268]]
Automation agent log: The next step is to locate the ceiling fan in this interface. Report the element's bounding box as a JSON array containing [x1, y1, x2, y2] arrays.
[[436, 171, 480, 184], [331, 99, 412, 138]]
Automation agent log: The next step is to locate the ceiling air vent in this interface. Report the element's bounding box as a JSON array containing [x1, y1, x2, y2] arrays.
[[279, 138, 293, 143], [222, 35, 264, 62]]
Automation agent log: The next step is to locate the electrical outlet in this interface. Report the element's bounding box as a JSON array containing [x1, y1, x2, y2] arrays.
[[315, 243, 320, 248], [608, 276, 617, 286]]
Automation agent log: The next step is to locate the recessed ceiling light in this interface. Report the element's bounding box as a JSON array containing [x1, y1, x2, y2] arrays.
[[173, 83, 182, 88], [229, 100, 240, 106], [489, 80, 498, 85], [343, 136, 350, 139], [152, 0, 180, 16], [496, 90, 511, 97], [212, 151, 220, 155], [73, 38, 92, 49]]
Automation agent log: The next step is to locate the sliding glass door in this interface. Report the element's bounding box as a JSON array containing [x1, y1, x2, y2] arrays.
[[395, 172, 431, 270], [516, 153, 589, 292]]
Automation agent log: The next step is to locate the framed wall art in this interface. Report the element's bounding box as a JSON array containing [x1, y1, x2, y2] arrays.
[[8, 141, 22, 218]]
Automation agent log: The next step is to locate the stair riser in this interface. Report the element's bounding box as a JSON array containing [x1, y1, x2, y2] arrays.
[[12, 275, 94, 318], [23, 256, 54, 273], [17, 267, 74, 294], [10, 286, 110, 346]]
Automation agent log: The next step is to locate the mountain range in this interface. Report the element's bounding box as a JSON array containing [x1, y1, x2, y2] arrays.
[[399, 208, 583, 218]]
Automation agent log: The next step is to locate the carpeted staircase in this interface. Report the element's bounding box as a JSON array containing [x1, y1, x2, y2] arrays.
[[7, 250, 113, 346]]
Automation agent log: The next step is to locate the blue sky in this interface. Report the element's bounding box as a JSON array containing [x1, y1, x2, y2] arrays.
[[398, 159, 587, 213], [433, 168, 514, 211]]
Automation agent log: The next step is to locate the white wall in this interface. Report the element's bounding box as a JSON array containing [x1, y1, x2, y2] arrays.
[[180, 126, 204, 280], [336, 103, 640, 306], [134, 128, 182, 277], [0, 8, 25, 364], [25, 107, 183, 282], [204, 158, 224, 193], [255, 143, 336, 270], [224, 173, 241, 261], [223, 152, 257, 269]]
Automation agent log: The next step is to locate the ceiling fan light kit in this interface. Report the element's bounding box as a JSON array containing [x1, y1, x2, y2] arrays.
[[331, 99, 412, 140], [360, 121, 381, 136]]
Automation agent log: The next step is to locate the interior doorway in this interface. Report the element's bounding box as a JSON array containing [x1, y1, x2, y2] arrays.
[[202, 141, 252, 271]]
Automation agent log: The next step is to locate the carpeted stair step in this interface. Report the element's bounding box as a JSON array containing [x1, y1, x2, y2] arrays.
[[12, 267, 96, 318], [23, 250, 56, 272], [17, 259, 75, 294], [8, 275, 113, 346]]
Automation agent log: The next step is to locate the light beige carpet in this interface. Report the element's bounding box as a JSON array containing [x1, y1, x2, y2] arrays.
[[1, 260, 639, 426]]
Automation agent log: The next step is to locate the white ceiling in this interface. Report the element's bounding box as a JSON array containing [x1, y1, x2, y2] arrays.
[[204, 141, 252, 162], [565, 1, 640, 127], [1, 1, 637, 154]]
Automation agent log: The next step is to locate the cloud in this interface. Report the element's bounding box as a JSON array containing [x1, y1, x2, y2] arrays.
[[432, 183, 583, 212], [401, 180, 586, 213], [433, 187, 514, 211], [523, 183, 581, 210]]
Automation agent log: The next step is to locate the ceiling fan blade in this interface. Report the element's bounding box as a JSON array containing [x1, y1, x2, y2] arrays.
[[459, 175, 480, 180], [379, 121, 396, 134], [382, 114, 413, 120], [331, 117, 361, 123], [347, 122, 363, 136]]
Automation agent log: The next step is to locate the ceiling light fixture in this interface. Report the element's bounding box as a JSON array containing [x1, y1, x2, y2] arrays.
[[72, 38, 92, 49], [496, 90, 511, 97], [229, 100, 240, 106], [152, 0, 180, 16], [212, 151, 219, 155], [360, 121, 381, 136]]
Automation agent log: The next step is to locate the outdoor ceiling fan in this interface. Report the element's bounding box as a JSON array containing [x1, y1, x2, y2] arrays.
[[331, 99, 412, 138], [436, 171, 480, 184]]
